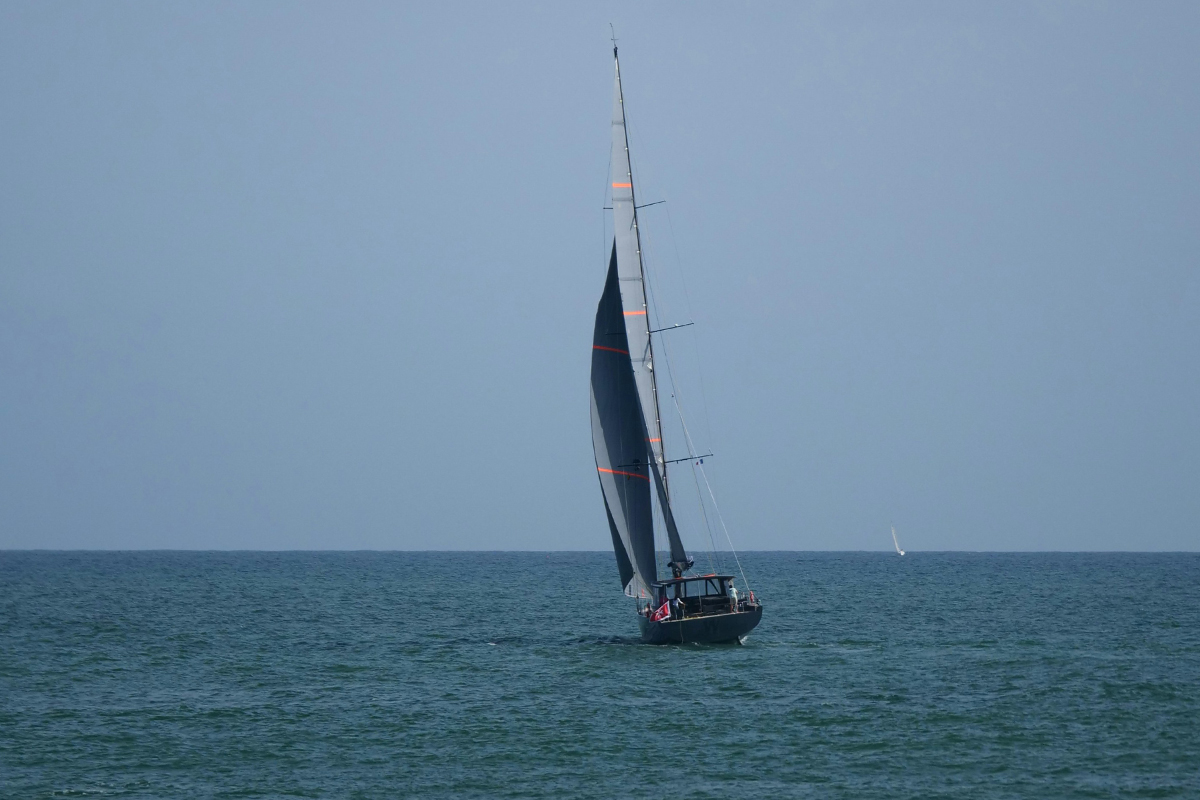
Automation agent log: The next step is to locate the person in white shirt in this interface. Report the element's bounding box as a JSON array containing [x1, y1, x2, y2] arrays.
[[728, 584, 739, 612]]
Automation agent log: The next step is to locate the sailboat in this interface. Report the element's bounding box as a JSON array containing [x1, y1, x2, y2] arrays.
[[590, 44, 762, 645], [891, 525, 905, 556]]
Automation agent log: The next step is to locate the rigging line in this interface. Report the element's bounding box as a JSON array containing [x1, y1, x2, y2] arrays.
[[638, 199, 676, 334], [648, 277, 710, 568], [690, 460, 721, 575], [696, 462, 750, 593], [641, 214, 692, 474], [657, 335, 716, 564], [647, 224, 700, 461], [658, 314, 722, 579], [615, 69, 668, 581], [620, 75, 712, 576], [663, 203, 716, 457], [623, 114, 677, 334], [622, 113, 740, 592], [661, 202, 693, 327], [651, 206, 736, 588], [660, 312, 699, 457], [629, 171, 688, 466], [601, 149, 612, 271], [642, 249, 697, 557], [660, 205, 695, 346], [645, 218, 719, 583], [663, 358, 731, 575], [617, 61, 669, 502], [657, 311, 710, 582]]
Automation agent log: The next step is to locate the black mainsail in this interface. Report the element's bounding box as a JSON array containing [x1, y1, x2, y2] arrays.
[[590, 245, 657, 598]]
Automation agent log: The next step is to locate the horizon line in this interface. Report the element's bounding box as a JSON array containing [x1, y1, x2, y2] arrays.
[[2, 548, 1197, 554]]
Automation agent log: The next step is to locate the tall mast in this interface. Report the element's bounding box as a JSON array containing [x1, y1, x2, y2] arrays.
[[613, 45, 669, 498], [607, 41, 691, 579]]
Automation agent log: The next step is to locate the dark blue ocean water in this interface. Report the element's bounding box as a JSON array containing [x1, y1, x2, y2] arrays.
[[1, 552, 1197, 798]]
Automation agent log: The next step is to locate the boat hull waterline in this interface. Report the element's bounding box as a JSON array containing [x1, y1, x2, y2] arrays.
[[637, 605, 763, 645]]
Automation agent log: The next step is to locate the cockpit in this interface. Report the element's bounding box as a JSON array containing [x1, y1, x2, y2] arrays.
[[648, 574, 748, 618]]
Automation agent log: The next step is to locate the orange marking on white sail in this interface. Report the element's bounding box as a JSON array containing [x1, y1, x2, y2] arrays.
[[612, 182, 632, 188], [623, 310, 646, 316]]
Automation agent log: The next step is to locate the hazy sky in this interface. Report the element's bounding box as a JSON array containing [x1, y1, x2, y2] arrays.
[[2, 3, 1197, 551]]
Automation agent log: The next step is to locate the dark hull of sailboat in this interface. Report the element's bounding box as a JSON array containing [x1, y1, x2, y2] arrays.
[[637, 605, 762, 645]]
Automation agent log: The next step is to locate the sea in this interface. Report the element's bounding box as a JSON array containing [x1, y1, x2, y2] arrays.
[[1, 551, 1197, 799]]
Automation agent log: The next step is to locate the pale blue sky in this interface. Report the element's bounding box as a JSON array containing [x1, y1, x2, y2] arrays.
[[2, 2, 1197, 551]]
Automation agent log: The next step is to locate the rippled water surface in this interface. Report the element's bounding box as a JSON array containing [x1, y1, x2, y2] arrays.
[[2, 551, 1198, 798]]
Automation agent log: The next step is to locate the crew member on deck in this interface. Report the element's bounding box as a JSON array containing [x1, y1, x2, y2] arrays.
[[729, 584, 739, 612]]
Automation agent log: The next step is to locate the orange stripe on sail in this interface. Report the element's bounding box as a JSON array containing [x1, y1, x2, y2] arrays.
[[612, 182, 632, 188], [623, 310, 646, 316], [646, 438, 661, 443], [592, 345, 629, 355], [598, 467, 650, 482]]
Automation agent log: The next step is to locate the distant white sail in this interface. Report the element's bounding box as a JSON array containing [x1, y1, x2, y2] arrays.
[[891, 525, 905, 556]]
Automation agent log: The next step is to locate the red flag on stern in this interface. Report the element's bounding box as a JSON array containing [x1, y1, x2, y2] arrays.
[[650, 601, 671, 622]]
